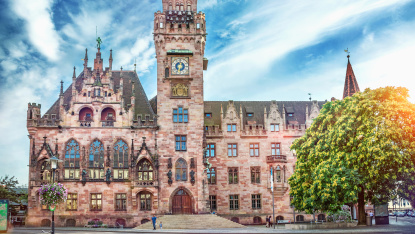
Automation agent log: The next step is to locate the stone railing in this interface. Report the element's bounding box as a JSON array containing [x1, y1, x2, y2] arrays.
[[241, 129, 267, 137], [27, 119, 59, 127], [204, 127, 223, 137], [80, 120, 93, 127], [135, 180, 158, 187], [266, 155, 287, 163], [102, 120, 114, 127]]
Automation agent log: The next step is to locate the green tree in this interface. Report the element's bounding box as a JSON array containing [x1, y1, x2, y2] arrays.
[[0, 175, 19, 203], [289, 87, 415, 225]]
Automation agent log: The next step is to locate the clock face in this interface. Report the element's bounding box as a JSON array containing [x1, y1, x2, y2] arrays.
[[171, 57, 189, 75]]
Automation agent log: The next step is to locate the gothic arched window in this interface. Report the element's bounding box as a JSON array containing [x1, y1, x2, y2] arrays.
[[89, 140, 104, 179], [137, 159, 153, 181], [40, 161, 51, 182], [64, 139, 80, 179], [175, 158, 187, 181], [113, 140, 129, 180]]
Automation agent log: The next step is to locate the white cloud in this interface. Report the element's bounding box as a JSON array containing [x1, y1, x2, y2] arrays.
[[12, 0, 61, 61], [204, 0, 413, 101]]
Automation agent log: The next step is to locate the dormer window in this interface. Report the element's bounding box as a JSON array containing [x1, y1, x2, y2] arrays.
[[205, 113, 212, 118], [270, 124, 279, 132], [288, 113, 293, 117], [247, 113, 253, 117], [227, 124, 236, 132]]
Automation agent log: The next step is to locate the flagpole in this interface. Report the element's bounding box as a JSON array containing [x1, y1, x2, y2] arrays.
[[271, 167, 275, 229]]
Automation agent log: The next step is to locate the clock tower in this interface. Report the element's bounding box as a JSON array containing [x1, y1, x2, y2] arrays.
[[154, 0, 208, 214]]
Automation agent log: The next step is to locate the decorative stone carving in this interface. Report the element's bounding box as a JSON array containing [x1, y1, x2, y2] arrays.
[[81, 169, 87, 186], [167, 170, 173, 185], [168, 158, 172, 169], [171, 83, 188, 97], [190, 170, 195, 185], [190, 158, 195, 169], [105, 168, 112, 184]]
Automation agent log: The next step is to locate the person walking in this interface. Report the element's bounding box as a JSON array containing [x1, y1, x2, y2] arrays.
[[151, 215, 157, 230], [269, 215, 272, 228], [266, 216, 269, 227], [159, 221, 163, 230]]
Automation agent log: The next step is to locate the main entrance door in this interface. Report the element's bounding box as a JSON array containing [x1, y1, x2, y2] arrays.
[[172, 189, 192, 214]]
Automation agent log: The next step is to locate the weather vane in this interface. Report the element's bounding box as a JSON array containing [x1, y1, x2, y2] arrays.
[[344, 48, 350, 56]]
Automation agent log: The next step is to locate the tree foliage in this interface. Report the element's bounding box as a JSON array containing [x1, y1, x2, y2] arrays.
[[0, 175, 19, 203], [289, 87, 415, 215]]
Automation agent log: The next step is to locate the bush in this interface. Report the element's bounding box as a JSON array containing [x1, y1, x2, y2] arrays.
[[326, 206, 353, 223]]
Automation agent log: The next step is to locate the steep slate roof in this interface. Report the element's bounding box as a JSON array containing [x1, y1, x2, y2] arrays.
[[44, 70, 155, 120], [204, 101, 326, 126], [343, 55, 360, 99]]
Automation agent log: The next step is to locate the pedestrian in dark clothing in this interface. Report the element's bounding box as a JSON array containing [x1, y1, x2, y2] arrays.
[[269, 216, 272, 228], [151, 215, 157, 230], [266, 216, 269, 227]]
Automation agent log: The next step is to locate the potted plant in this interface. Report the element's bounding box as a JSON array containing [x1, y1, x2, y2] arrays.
[[38, 183, 68, 211]]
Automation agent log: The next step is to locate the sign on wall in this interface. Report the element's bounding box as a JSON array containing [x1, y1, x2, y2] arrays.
[[0, 199, 8, 233]]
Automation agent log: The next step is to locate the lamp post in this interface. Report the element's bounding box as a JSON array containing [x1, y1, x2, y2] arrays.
[[45, 156, 62, 234]]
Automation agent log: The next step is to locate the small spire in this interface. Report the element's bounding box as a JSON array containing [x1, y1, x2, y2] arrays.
[[72, 66, 76, 79], [342, 51, 360, 99], [83, 48, 88, 68], [134, 58, 137, 72], [60, 80, 64, 96], [109, 49, 113, 70]]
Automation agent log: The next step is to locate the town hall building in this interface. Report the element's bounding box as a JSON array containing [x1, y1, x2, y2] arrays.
[[25, 0, 360, 227]]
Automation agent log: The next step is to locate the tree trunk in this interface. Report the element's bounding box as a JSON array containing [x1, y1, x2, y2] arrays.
[[358, 185, 366, 225]]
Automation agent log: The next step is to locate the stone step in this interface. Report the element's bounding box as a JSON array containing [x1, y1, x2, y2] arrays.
[[135, 214, 245, 229]]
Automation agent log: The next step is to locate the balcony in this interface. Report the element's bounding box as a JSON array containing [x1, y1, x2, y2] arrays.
[[266, 155, 287, 163]]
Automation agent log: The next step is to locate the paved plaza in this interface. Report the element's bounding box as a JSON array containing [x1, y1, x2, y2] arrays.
[[8, 217, 415, 234]]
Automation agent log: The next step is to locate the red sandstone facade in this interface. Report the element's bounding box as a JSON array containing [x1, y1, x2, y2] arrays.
[[25, 0, 353, 227]]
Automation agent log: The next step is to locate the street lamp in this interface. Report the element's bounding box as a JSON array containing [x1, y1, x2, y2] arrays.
[[45, 155, 62, 234]]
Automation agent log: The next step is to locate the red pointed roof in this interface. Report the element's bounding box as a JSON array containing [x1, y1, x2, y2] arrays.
[[343, 55, 360, 99]]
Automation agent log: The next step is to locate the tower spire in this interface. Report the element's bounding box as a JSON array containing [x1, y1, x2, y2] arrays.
[[72, 66, 76, 79], [342, 51, 360, 99], [109, 49, 113, 70], [83, 48, 88, 69]]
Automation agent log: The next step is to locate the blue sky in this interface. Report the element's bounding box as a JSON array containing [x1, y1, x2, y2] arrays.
[[1, 0, 415, 185]]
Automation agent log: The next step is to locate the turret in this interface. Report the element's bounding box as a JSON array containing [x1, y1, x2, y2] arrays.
[[27, 103, 41, 127], [109, 49, 113, 71]]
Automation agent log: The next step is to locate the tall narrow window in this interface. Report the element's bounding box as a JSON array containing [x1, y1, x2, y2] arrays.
[[89, 140, 105, 179], [187, 4, 191, 11], [169, 4, 172, 11], [251, 194, 261, 209], [209, 195, 217, 211], [66, 193, 77, 211], [113, 140, 129, 180], [228, 167, 238, 184], [173, 107, 188, 123], [64, 139, 80, 179], [275, 166, 281, 182], [139, 192, 152, 210], [206, 144, 215, 157], [229, 195, 239, 210], [207, 167, 216, 184], [228, 144, 237, 156], [165, 67, 169, 78], [90, 193, 102, 211], [115, 193, 127, 211], [250, 143, 259, 157], [175, 135, 187, 151], [137, 159, 153, 181], [251, 167, 260, 184], [271, 143, 281, 155], [40, 161, 51, 182], [175, 158, 187, 181]]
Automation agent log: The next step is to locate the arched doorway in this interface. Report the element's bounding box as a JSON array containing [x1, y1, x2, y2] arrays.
[[172, 189, 192, 214]]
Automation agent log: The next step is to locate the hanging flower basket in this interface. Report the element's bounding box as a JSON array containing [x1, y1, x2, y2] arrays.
[[38, 183, 68, 211]]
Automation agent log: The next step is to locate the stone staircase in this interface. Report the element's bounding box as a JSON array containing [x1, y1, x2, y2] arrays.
[[135, 214, 245, 229]]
